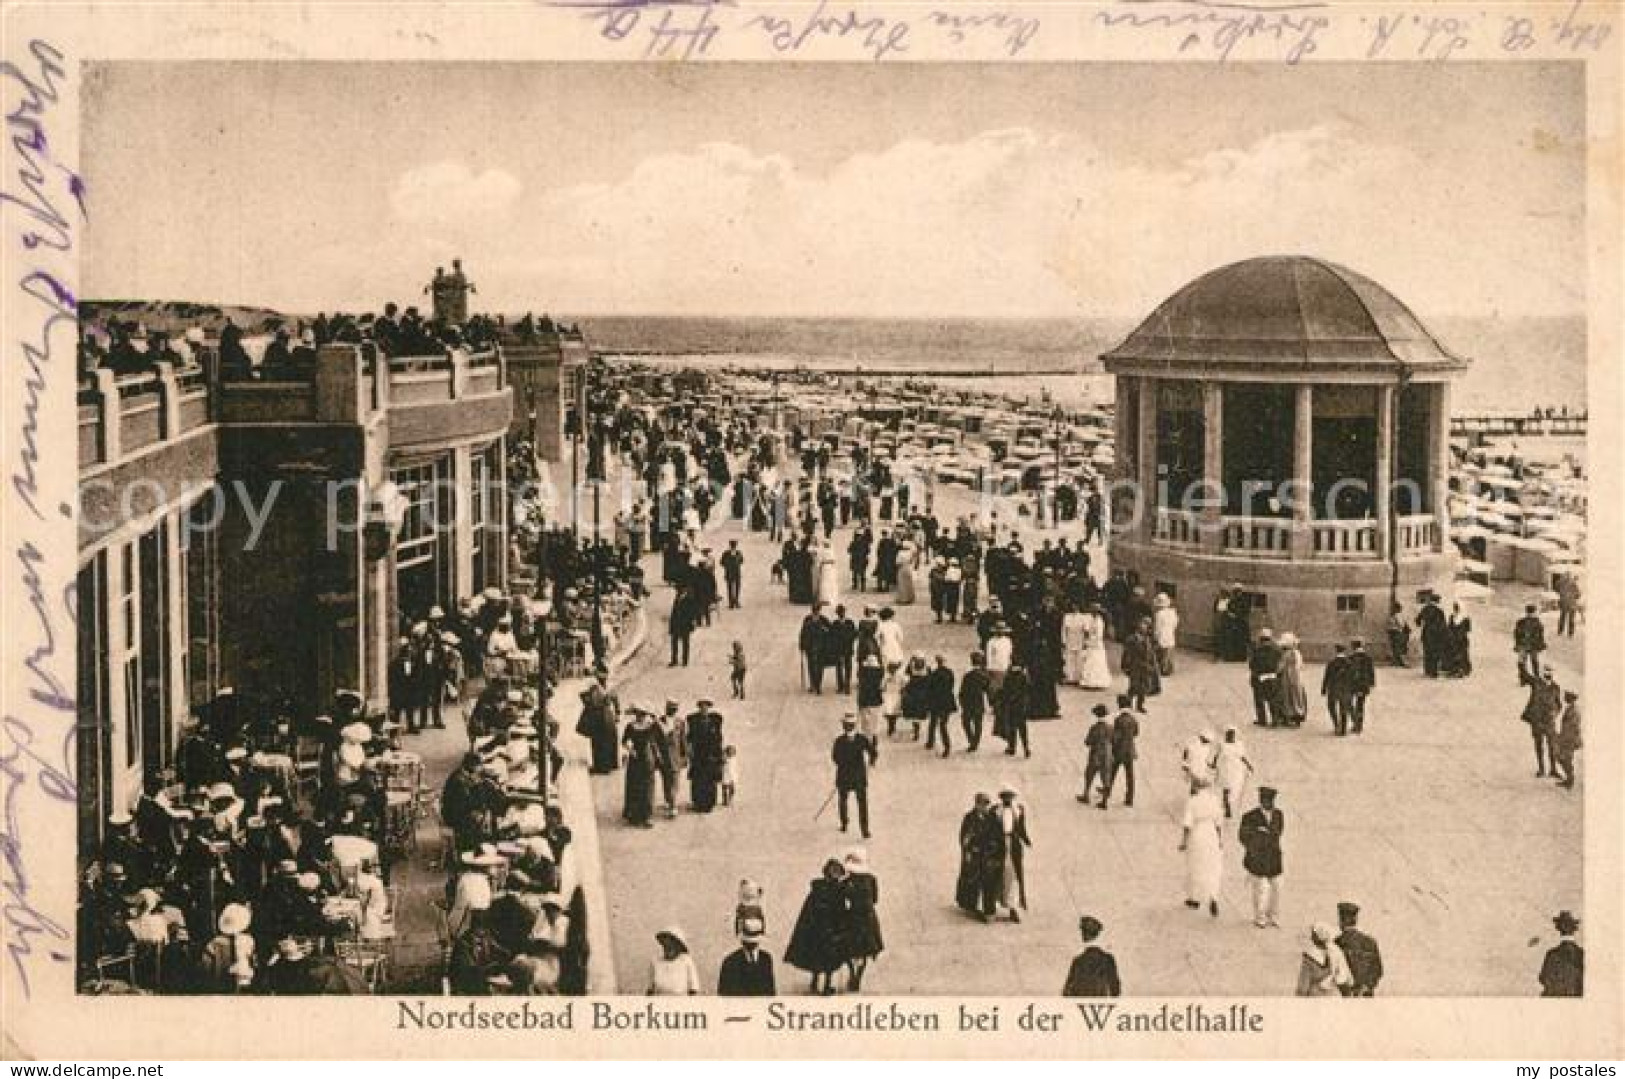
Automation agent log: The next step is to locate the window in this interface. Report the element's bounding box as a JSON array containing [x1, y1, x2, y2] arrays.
[[470, 449, 488, 592], [120, 543, 140, 768], [1336, 594, 1365, 614], [1241, 591, 1267, 611], [394, 462, 440, 572]]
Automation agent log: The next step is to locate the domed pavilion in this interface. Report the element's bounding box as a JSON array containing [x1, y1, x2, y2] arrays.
[[1101, 256, 1468, 659]]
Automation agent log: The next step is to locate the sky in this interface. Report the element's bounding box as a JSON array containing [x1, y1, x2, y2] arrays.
[[82, 62, 1586, 319]]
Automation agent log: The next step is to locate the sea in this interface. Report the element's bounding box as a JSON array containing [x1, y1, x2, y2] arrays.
[[571, 315, 1586, 415]]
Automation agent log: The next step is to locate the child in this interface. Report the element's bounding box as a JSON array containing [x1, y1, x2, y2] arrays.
[[1215, 725, 1253, 818], [734, 878, 765, 936], [721, 745, 740, 807], [729, 641, 748, 700]]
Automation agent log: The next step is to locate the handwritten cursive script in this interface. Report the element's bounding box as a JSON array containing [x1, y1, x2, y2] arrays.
[[2, 37, 81, 1001]]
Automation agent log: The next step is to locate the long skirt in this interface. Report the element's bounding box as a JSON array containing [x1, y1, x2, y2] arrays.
[[1185, 824, 1223, 903], [1000, 850, 1023, 909], [896, 567, 916, 605], [623, 761, 654, 824], [1080, 647, 1112, 690]]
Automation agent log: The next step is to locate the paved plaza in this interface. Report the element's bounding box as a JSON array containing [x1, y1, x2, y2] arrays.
[[587, 487, 1584, 997]]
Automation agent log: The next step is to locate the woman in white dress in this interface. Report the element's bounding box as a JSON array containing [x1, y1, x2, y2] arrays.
[[1179, 776, 1225, 917], [1215, 725, 1254, 819], [1060, 605, 1089, 685], [647, 927, 701, 995], [814, 541, 841, 608], [1079, 605, 1112, 690], [894, 538, 917, 604]]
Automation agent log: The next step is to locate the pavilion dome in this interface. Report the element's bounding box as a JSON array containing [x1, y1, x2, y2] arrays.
[[1101, 256, 1468, 375]]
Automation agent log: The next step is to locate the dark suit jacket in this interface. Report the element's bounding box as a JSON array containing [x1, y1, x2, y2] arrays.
[[718, 946, 776, 996], [832, 733, 877, 789], [1062, 947, 1121, 996], [1238, 806, 1284, 878]]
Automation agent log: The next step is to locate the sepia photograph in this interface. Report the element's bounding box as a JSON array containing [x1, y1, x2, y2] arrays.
[[63, 58, 1593, 1008]]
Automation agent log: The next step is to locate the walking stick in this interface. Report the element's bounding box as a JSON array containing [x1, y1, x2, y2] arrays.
[[813, 787, 837, 821]]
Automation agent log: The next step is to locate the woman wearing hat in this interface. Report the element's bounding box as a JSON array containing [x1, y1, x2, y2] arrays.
[[786, 859, 852, 995], [620, 707, 663, 828], [647, 926, 701, 996], [1179, 775, 1225, 917], [1274, 632, 1309, 727], [198, 903, 257, 992], [1296, 924, 1352, 996], [841, 849, 884, 991]]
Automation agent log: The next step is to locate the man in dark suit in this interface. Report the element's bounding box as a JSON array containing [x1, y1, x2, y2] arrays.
[[1079, 704, 1114, 809], [1321, 643, 1353, 736], [829, 605, 858, 694], [1539, 910, 1583, 997], [1346, 638, 1376, 734], [720, 540, 745, 609], [1104, 695, 1140, 808], [1336, 901, 1384, 996], [388, 636, 422, 733], [717, 918, 776, 996], [874, 530, 898, 591], [799, 606, 832, 694], [1238, 786, 1284, 928], [925, 655, 957, 757], [1521, 665, 1563, 777], [1415, 592, 1448, 677], [831, 715, 878, 839], [1514, 603, 1547, 685], [1248, 629, 1283, 727], [957, 651, 992, 753], [1062, 915, 1120, 997]]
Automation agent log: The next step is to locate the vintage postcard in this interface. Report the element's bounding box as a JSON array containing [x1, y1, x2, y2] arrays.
[[1, 0, 1620, 1061]]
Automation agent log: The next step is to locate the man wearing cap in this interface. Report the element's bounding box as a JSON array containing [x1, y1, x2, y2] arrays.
[[1248, 629, 1283, 727], [1415, 591, 1448, 678], [958, 651, 992, 753], [832, 715, 878, 839], [1513, 602, 1547, 685], [1347, 638, 1375, 734], [718, 917, 777, 996], [389, 635, 423, 734], [1104, 695, 1140, 808], [799, 604, 832, 694], [1539, 911, 1583, 997], [830, 605, 858, 695], [1238, 787, 1284, 928], [721, 539, 745, 609], [1079, 705, 1114, 808], [848, 524, 873, 591], [655, 700, 687, 818], [1335, 901, 1384, 996], [925, 654, 958, 757], [1520, 665, 1563, 777], [687, 699, 726, 813], [995, 662, 1032, 758], [1062, 916, 1120, 997], [1321, 643, 1353, 736], [1554, 690, 1583, 789]]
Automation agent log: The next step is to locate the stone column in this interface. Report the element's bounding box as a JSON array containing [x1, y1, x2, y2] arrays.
[[452, 444, 476, 599], [1433, 381, 1452, 551], [1136, 375, 1158, 541], [1290, 383, 1314, 558], [1201, 382, 1224, 547], [1374, 384, 1394, 558]]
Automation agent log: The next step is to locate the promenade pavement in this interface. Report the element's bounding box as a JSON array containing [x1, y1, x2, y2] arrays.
[[589, 480, 1584, 998]]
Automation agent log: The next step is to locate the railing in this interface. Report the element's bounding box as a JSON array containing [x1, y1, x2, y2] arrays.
[[1152, 506, 1201, 548], [1311, 519, 1379, 559], [466, 349, 500, 369], [1221, 516, 1291, 558], [1397, 514, 1439, 555], [80, 362, 216, 472], [388, 352, 452, 374]]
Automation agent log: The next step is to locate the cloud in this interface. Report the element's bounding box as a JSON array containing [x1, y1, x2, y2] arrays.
[[389, 161, 522, 228], [376, 127, 1576, 320]]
